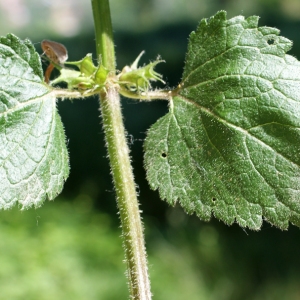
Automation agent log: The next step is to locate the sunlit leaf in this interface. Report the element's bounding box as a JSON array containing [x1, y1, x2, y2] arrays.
[[145, 11, 300, 230], [0, 34, 69, 209]]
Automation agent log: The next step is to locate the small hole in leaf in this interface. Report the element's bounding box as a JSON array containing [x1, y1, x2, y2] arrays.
[[267, 38, 275, 45], [161, 152, 167, 158], [212, 197, 216, 202]]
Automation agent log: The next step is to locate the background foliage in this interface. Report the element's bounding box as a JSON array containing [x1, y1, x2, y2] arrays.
[[0, 0, 300, 299]]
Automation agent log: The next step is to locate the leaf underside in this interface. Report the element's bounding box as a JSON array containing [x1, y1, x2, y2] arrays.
[[144, 11, 300, 230], [0, 34, 69, 209]]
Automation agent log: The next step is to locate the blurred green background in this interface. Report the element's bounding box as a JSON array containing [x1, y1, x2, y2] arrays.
[[1, 0, 300, 299]]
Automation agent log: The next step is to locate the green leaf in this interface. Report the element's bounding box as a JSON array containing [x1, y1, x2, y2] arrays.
[[144, 11, 300, 230], [0, 34, 69, 209]]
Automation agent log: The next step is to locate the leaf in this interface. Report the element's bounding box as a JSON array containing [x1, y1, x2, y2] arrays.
[[144, 11, 300, 230], [0, 34, 69, 209]]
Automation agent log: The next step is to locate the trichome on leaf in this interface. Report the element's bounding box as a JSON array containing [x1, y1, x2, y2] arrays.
[[0, 34, 69, 209], [144, 11, 300, 230]]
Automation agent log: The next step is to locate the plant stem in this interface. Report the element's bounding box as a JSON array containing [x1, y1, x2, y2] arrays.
[[91, 0, 115, 70], [91, 1, 152, 299]]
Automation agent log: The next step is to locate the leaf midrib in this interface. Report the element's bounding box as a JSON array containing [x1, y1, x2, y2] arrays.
[[174, 94, 300, 170], [0, 90, 52, 116], [0, 94, 55, 185]]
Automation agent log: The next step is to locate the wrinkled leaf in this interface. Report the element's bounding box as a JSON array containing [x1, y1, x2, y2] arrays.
[[0, 34, 69, 209], [144, 11, 300, 230]]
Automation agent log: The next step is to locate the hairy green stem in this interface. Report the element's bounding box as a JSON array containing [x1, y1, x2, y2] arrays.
[[91, 0, 152, 299], [91, 0, 115, 69]]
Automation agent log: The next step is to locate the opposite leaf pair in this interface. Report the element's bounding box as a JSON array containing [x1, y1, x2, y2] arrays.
[[1, 11, 300, 230]]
